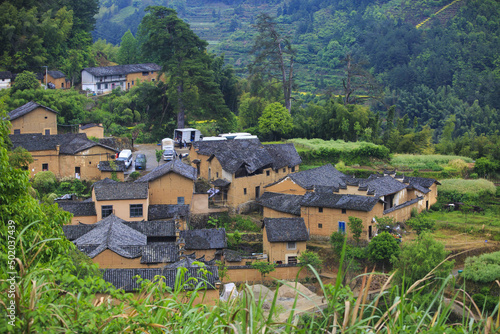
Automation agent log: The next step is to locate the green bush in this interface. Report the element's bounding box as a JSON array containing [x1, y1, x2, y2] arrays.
[[462, 251, 500, 284], [368, 232, 400, 267], [232, 215, 261, 232], [32, 171, 58, 194]]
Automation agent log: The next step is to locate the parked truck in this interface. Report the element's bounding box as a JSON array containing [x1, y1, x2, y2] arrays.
[[161, 138, 175, 150], [173, 128, 201, 147]]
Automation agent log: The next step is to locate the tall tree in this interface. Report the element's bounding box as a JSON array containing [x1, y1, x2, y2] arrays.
[[249, 13, 295, 113], [138, 6, 233, 130], [117, 30, 138, 65]]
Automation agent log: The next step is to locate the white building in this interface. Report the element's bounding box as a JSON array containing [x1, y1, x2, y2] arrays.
[[0, 71, 12, 90]]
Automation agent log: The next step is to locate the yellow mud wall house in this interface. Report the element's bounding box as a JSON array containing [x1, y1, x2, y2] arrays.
[[189, 139, 302, 210], [92, 179, 149, 221], [79, 123, 104, 139], [81, 63, 161, 94], [43, 70, 71, 89], [9, 133, 118, 179], [135, 159, 197, 206], [97, 160, 126, 181], [259, 164, 439, 240], [263, 218, 309, 265], [8, 101, 58, 135], [58, 201, 98, 225]]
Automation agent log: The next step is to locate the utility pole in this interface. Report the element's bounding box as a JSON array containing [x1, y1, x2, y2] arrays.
[[42, 66, 48, 90]]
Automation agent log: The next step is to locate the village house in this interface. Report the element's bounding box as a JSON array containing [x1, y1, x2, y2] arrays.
[[58, 200, 98, 225], [263, 218, 309, 265], [81, 63, 161, 94], [8, 101, 58, 135], [97, 160, 126, 181], [79, 123, 104, 139], [135, 159, 197, 206], [41, 70, 71, 89], [10, 133, 118, 179], [179, 228, 227, 261], [189, 139, 302, 210], [0, 71, 12, 89], [259, 164, 439, 240]]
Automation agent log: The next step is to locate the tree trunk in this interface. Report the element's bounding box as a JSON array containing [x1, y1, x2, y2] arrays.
[[177, 83, 185, 129]]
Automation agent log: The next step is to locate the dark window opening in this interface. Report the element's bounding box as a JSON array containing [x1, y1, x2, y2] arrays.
[[235, 166, 264, 178], [426, 201, 429, 210], [104, 83, 108, 89], [384, 194, 395, 210], [75, 167, 80, 174], [196, 164, 200, 177], [42, 163, 48, 171], [266, 170, 270, 176], [14, 129, 20, 135], [283, 168, 286, 172], [369, 226, 373, 239], [318, 207, 323, 213], [291, 166, 295, 172], [287, 241, 296, 250], [243, 188, 247, 195], [287, 256, 298, 265], [142, 71, 149, 76], [255, 186, 260, 198], [318, 223, 323, 229], [177, 197, 185, 205], [61, 82, 64, 88], [130, 204, 143, 217], [102, 205, 113, 218], [216, 172, 219, 178], [45, 129, 50, 135], [342, 208, 346, 214]]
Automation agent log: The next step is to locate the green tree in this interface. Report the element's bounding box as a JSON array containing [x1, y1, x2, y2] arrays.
[[392, 233, 454, 288], [298, 250, 323, 273], [8, 146, 34, 169], [258, 102, 293, 140], [330, 231, 345, 256], [138, 6, 233, 130], [155, 149, 162, 166], [32, 171, 58, 195], [251, 261, 276, 278], [407, 215, 435, 236], [117, 30, 138, 65], [249, 13, 295, 113], [347, 216, 363, 245], [12, 71, 40, 92], [368, 232, 400, 269]]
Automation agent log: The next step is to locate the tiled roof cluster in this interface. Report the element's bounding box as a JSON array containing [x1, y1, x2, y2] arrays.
[[83, 63, 161, 77], [301, 192, 382, 212], [93, 179, 148, 201], [147, 204, 190, 221], [267, 164, 347, 191], [80, 123, 102, 130], [8, 101, 58, 121], [140, 243, 178, 263], [257, 192, 302, 216], [62, 224, 95, 241], [123, 220, 176, 237], [403, 176, 440, 193], [101, 265, 219, 292], [194, 139, 301, 174], [10, 133, 118, 154], [383, 196, 423, 214], [57, 201, 96, 216], [136, 159, 196, 183], [98, 160, 126, 172], [264, 218, 309, 242], [361, 175, 408, 197], [180, 228, 227, 250]]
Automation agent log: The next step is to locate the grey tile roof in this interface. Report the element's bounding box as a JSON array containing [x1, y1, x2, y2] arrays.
[[301, 193, 382, 212], [101, 266, 218, 292], [9, 133, 118, 154], [62, 224, 96, 241], [362, 175, 408, 197], [195, 139, 300, 174], [264, 218, 309, 242], [58, 201, 96, 216], [257, 192, 302, 216], [0, 71, 12, 79], [123, 220, 176, 237], [267, 164, 347, 190], [98, 160, 126, 172], [383, 196, 423, 215], [83, 63, 161, 77], [148, 204, 190, 221], [73, 214, 147, 258], [180, 228, 227, 250], [140, 243, 178, 264], [8, 101, 58, 121], [80, 123, 102, 130], [264, 143, 302, 169], [94, 181, 148, 201], [47, 70, 67, 79], [223, 249, 243, 262], [136, 159, 196, 183], [211, 178, 231, 187], [403, 176, 440, 189]]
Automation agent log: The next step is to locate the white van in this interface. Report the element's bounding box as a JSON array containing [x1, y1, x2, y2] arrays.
[[162, 137, 175, 150], [116, 149, 133, 169]]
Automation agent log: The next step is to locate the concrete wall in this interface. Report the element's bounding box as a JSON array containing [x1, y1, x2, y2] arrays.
[[92, 249, 165, 269], [148, 173, 194, 205], [10, 107, 57, 135], [263, 228, 307, 264], [95, 198, 149, 221]]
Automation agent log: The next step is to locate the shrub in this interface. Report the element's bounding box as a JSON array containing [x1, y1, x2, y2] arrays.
[[347, 216, 363, 245], [470, 173, 478, 179], [32, 171, 58, 194], [232, 215, 260, 232], [407, 216, 435, 235], [330, 232, 345, 256], [368, 232, 400, 268], [462, 251, 500, 284], [299, 251, 323, 273], [251, 261, 276, 277], [129, 171, 141, 181]]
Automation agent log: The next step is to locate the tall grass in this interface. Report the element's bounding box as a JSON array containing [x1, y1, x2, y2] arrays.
[[439, 179, 496, 196], [391, 154, 473, 170]]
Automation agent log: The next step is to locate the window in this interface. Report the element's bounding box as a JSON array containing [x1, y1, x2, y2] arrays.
[[255, 186, 260, 198], [104, 83, 108, 89], [152, 78, 155, 82], [132, 80, 134, 85], [287, 241, 296, 250], [342, 208, 347, 214], [75, 167, 80, 174], [142, 71, 149, 76], [287, 256, 298, 265], [97, 83, 101, 90], [291, 166, 295, 172], [45, 129, 50, 135], [243, 188, 247, 195], [44, 116, 48, 119], [266, 170, 270, 176], [318, 207, 323, 213], [216, 172, 219, 178], [318, 223, 323, 229], [14, 129, 20, 135], [130, 204, 143, 217], [338, 221, 346, 234], [42, 163, 48, 171], [102, 205, 113, 218], [177, 197, 185, 205], [283, 168, 286, 172], [61, 82, 64, 88]]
